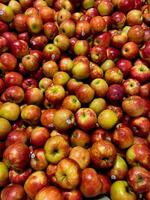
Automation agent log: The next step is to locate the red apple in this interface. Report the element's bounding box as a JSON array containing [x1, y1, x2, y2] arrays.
[[24, 171, 48, 200], [55, 158, 80, 190], [127, 166, 150, 193], [122, 42, 139, 59], [90, 140, 117, 169], [123, 78, 140, 96], [80, 168, 102, 198]]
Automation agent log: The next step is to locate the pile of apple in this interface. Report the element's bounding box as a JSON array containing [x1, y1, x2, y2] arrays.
[[0, 0, 150, 199]]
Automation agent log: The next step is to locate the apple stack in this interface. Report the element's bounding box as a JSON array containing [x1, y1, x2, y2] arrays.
[[0, 0, 150, 199]]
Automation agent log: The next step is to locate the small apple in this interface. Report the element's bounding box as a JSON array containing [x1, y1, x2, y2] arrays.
[[55, 158, 80, 190], [90, 140, 117, 169], [44, 135, 70, 164], [0, 162, 9, 187], [110, 181, 136, 200]]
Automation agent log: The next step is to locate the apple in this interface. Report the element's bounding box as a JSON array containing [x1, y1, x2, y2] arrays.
[[59, 57, 73, 72], [69, 146, 90, 169], [122, 42, 139, 59], [54, 34, 70, 52], [94, 32, 111, 48], [39, 6, 55, 23], [4, 72, 23, 87], [0, 118, 11, 140], [123, 78, 140, 96], [0, 102, 20, 121], [35, 186, 64, 200], [8, 0, 22, 14], [106, 47, 120, 61], [89, 98, 107, 115], [13, 14, 27, 33], [97, 0, 113, 16], [3, 142, 30, 170], [140, 83, 150, 98], [5, 129, 27, 147], [62, 95, 81, 112], [127, 166, 150, 193], [74, 40, 89, 56], [91, 78, 108, 97], [0, 21, 9, 34], [59, 19, 76, 38], [42, 60, 58, 78], [30, 35, 48, 50], [106, 84, 124, 103], [22, 78, 38, 90], [24, 171, 48, 200], [128, 25, 144, 44], [1, 184, 26, 200], [111, 11, 126, 29], [56, 9, 71, 24], [90, 140, 117, 168], [0, 53, 17, 71], [0, 3, 14, 23], [55, 158, 80, 190], [40, 109, 56, 129], [90, 16, 106, 33], [53, 109, 75, 131], [10, 39, 29, 59], [122, 96, 145, 117], [75, 108, 97, 131], [24, 87, 43, 105], [62, 189, 82, 200], [109, 155, 128, 180], [43, 22, 58, 40], [43, 43, 61, 61], [130, 64, 150, 83], [53, 71, 70, 86], [98, 109, 118, 130], [100, 59, 115, 72], [0, 162, 9, 187], [46, 164, 57, 185], [1, 86, 24, 103], [75, 20, 90, 38], [110, 181, 136, 200], [90, 46, 107, 64], [72, 60, 90, 80], [133, 136, 149, 146], [140, 41, 150, 62], [113, 126, 134, 149], [127, 9, 143, 25], [44, 135, 70, 164], [116, 58, 132, 77], [9, 168, 32, 185], [75, 84, 94, 104], [30, 148, 48, 171], [80, 168, 102, 198], [70, 129, 90, 148], [105, 67, 123, 84], [126, 144, 150, 170]]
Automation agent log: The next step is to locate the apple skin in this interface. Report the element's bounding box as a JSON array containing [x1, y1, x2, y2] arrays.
[[98, 109, 118, 130], [130, 64, 150, 83], [30, 127, 49, 147], [127, 166, 150, 193], [44, 135, 70, 164], [13, 14, 27, 33], [59, 19, 76, 38], [116, 58, 132, 77], [42, 60, 58, 78], [35, 186, 64, 200], [90, 46, 107, 64], [110, 181, 136, 200], [72, 60, 90, 80], [123, 78, 140, 96], [106, 84, 124, 103], [105, 67, 123, 84], [91, 78, 108, 97], [0, 162, 9, 187], [24, 171, 48, 200], [131, 117, 150, 138], [122, 42, 139, 60], [40, 109, 56, 129], [9, 168, 32, 185], [109, 155, 128, 181], [62, 189, 83, 200], [53, 109, 75, 131], [0, 118, 11, 140], [5, 129, 28, 147], [126, 144, 150, 170], [46, 164, 57, 185], [70, 129, 90, 148], [113, 126, 134, 149], [3, 142, 30, 171], [30, 148, 48, 171], [98, 174, 111, 194], [107, 105, 123, 121], [128, 25, 144, 44], [0, 3, 14, 23], [21, 105, 41, 125], [1, 184, 26, 200], [10, 39, 29, 59], [140, 83, 150, 98], [94, 32, 111, 48], [43, 43, 61, 61], [1, 86, 24, 104], [80, 168, 102, 198], [43, 22, 58, 40], [55, 158, 81, 190], [75, 20, 90, 39], [75, 108, 97, 131], [140, 41, 150, 62], [69, 146, 90, 169], [90, 140, 117, 169], [30, 35, 48, 50], [62, 95, 81, 113], [75, 84, 94, 104], [0, 21, 9, 34], [122, 96, 145, 117], [127, 9, 143, 26], [0, 53, 17, 71], [4, 72, 23, 87], [25, 87, 43, 105], [111, 11, 126, 29]]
